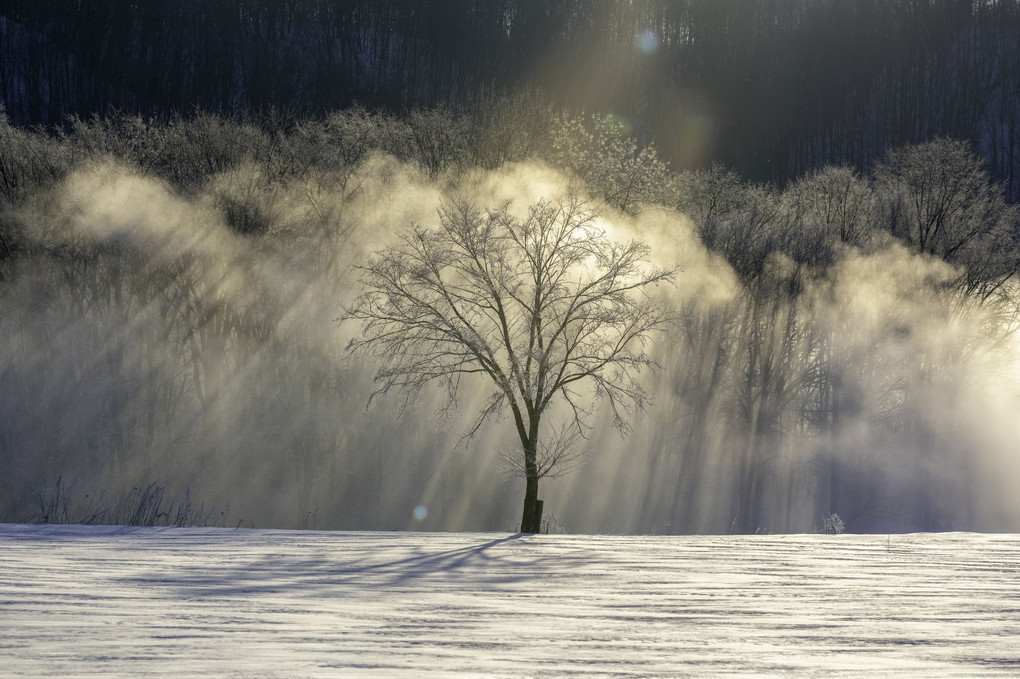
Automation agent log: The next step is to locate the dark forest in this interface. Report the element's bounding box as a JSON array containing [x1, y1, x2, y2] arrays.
[[2, 1, 1020, 534], [3, 0, 1019, 195]]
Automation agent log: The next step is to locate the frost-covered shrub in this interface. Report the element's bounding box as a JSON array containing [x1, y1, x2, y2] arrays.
[[462, 90, 553, 170], [212, 162, 280, 236], [0, 111, 72, 204], [166, 113, 271, 189], [541, 513, 566, 535], [221, 194, 270, 235], [61, 113, 163, 169], [290, 105, 392, 188], [819, 513, 845, 535], [403, 106, 467, 182]]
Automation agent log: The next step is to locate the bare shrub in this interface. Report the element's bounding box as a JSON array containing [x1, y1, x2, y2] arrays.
[[24, 477, 230, 528]]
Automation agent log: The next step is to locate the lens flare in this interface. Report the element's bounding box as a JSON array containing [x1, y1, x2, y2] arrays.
[[634, 29, 660, 55]]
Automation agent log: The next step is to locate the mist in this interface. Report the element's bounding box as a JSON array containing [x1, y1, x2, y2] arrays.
[[1, 113, 1019, 534]]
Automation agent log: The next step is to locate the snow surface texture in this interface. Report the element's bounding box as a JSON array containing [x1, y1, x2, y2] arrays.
[[1, 525, 1019, 677]]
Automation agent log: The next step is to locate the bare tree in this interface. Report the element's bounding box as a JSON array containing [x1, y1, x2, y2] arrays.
[[874, 138, 1020, 300], [548, 112, 674, 214], [343, 197, 675, 533]]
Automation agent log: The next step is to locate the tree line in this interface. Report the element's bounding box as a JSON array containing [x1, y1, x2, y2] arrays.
[[2, 0, 1019, 199], [1, 103, 1018, 532]]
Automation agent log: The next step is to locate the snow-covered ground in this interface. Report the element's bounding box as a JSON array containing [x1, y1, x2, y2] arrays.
[[1, 525, 1018, 677]]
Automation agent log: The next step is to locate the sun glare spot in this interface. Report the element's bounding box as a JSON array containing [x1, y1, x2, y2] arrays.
[[412, 505, 428, 521]]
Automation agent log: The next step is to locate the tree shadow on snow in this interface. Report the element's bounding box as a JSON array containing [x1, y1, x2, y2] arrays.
[[129, 532, 552, 598], [329, 533, 528, 586]]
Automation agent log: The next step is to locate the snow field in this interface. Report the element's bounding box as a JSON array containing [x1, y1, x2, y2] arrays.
[[1, 524, 1018, 677]]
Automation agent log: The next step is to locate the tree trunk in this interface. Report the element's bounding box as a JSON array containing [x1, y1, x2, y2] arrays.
[[519, 415, 542, 533], [520, 473, 540, 533]]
